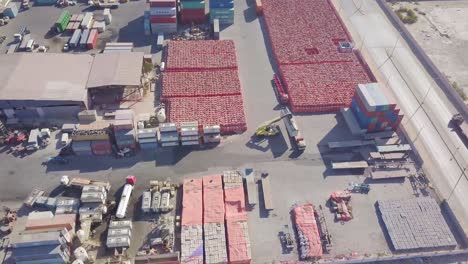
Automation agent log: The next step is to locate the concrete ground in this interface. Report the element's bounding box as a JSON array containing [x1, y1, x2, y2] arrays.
[[0, 1, 462, 264], [390, 1, 468, 98]]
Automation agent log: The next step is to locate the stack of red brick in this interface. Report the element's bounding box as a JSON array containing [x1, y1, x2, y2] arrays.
[[262, 0, 376, 113], [162, 40, 247, 134]]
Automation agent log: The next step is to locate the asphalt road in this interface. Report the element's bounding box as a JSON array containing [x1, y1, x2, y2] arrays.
[[333, 0, 468, 239]]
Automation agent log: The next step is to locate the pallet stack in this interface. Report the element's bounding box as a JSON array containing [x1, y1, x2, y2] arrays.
[[223, 171, 251, 264], [203, 175, 228, 264], [180, 121, 200, 146], [162, 40, 247, 134], [209, 0, 234, 24], [137, 128, 158, 150], [262, 0, 376, 113], [350, 83, 403, 133], [181, 178, 204, 263], [180, 0, 206, 24], [149, 0, 177, 34]]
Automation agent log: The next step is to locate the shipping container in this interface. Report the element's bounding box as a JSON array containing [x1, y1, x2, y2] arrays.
[[4, 3, 19, 18], [109, 220, 132, 230], [149, 0, 176, 7], [141, 191, 151, 213], [34, 0, 56, 5], [81, 12, 93, 29], [106, 236, 131, 248], [150, 16, 177, 24], [157, 33, 164, 49], [80, 29, 90, 49], [87, 29, 98, 49], [19, 34, 31, 51], [181, 0, 205, 9], [69, 29, 81, 48], [149, 6, 176, 16]]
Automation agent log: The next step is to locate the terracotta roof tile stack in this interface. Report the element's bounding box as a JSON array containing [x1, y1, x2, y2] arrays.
[[262, 0, 376, 113], [162, 40, 246, 134]]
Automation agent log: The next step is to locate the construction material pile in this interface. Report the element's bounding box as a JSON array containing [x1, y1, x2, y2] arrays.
[[181, 178, 204, 263], [378, 198, 456, 251], [292, 204, 322, 260], [223, 171, 252, 263], [162, 40, 246, 134], [203, 175, 228, 263], [262, 0, 375, 113]]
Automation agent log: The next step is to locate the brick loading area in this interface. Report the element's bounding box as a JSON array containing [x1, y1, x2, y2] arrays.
[[162, 40, 247, 134], [262, 0, 375, 113]]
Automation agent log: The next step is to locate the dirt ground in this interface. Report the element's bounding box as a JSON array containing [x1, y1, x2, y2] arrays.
[[391, 1, 468, 100]]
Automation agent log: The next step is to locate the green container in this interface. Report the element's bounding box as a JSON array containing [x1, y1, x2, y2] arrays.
[[209, 8, 234, 16], [56, 11, 70, 24], [181, 1, 205, 9]]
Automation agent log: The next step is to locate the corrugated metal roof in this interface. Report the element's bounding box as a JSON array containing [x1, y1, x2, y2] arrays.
[[0, 53, 93, 102], [86, 52, 143, 89]]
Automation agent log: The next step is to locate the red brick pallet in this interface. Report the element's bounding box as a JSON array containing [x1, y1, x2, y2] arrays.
[[166, 40, 238, 70], [163, 95, 247, 134], [262, 0, 375, 113], [162, 69, 242, 98]]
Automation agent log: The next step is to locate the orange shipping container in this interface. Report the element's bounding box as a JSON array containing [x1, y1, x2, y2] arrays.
[[26, 214, 76, 231]]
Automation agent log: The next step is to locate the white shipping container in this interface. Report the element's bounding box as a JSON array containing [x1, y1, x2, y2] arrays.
[[149, 7, 176, 16], [109, 220, 133, 230], [116, 184, 133, 219], [141, 191, 151, 213], [106, 236, 131, 248], [108, 228, 132, 237], [151, 191, 161, 212]]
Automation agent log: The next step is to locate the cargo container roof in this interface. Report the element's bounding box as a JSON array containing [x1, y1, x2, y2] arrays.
[[0, 53, 93, 102]]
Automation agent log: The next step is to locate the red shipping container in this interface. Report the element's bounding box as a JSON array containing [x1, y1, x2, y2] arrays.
[[149, 0, 176, 7], [91, 140, 112, 155], [150, 16, 177, 24], [180, 8, 205, 16], [87, 29, 98, 49]]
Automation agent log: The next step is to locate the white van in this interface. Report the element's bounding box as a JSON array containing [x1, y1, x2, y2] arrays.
[[60, 133, 69, 146], [26, 39, 35, 52], [26, 129, 40, 151]]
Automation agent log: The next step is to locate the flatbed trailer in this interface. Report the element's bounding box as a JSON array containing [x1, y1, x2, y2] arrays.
[[369, 152, 407, 161], [261, 176, 274, 211], [328, 140, 374, 149], [376, 144, 411, 153], [331, 161, 368, 170]]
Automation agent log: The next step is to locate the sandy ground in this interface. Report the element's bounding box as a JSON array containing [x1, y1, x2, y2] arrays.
[[390, 1, 468, 98]]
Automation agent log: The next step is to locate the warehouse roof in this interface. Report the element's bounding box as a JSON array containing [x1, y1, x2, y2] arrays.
[[0, 53, 93, 102], [87, 52, 144, 89]]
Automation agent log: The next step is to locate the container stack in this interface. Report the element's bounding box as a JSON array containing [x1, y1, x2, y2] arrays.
[[180, 121, 200, 146], [209, 0, 234, 24], [149, 0, 177, 34], [350, 83, 403, 133], [4, 3, 19, 18], [79, 184, 108, 223], [180, 0, 206, 24], [81, 12, 94, 29], [67, 14, 83, 33], [203, 125, 221, 144], [9, 214, 73, 264], [80, 29, 90, 49], [158, 123, 179, 147], [55, 198, 80, 215], [223, 171, 252, 264], [181, 178, 204, 264], [69, 29, 82, 48], [55, 11, 71, 33], [106, 220, 132, 248], [113, 109, 136, 150], [203, 175, 228, 264], [137, 128, 158, 150], [71, 122, 110, 156]]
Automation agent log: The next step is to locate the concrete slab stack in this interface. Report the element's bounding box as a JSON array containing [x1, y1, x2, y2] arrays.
[[349, 83, 403, 133], [209, 0, 234, 24], [138, 128, 158, 150], [181, 178, 204, 263], [203, 175, 228, 264], [180, 0, 206, 24], [149, 0, 177, 33], [223, 171, 251, 264], [377, 197, 457, 251]]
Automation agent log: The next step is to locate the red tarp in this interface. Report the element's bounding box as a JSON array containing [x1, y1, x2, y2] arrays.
[[182, 178, 203, 226], [203, 175, 225, 223], [224, 182, 250, 263], [166, 40, 238, 70], [293, 204, 322, 259], [262, 0, 374, 113]]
